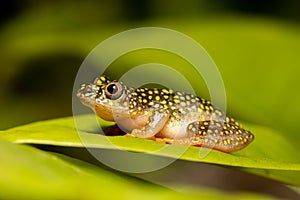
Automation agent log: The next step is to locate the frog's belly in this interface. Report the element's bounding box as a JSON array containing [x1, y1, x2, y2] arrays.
[[157, 119, 194, 139]]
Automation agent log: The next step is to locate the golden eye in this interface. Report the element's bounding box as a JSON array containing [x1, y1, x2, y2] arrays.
[[105, 82, 123, 100]]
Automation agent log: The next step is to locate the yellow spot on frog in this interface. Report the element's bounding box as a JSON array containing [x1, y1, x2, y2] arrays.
[[100, 76, 106, 81], [162, 89, 169, 94], [174, 99, 180, 104]]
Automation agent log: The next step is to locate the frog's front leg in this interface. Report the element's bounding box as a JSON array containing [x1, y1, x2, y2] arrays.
[[130, 109, 169, 139]]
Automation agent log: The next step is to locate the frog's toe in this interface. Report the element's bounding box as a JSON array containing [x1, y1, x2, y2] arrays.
[[131, 128, 157, 139], [155, 137, 173, 144], [124, 133, 136, 138], [131, 129, 141, 137]]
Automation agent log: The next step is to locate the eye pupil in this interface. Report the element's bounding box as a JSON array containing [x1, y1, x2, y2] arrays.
[[105, 82, 123, 100], [107, 84, 118, 94]]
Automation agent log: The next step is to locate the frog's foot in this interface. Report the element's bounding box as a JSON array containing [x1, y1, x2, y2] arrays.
[[155, 137, 194, 146], [124, 133, 135, 138], [155, 137, 173, 144], [130, 129, 143, 137], [125, 133, 156, 141], [130, 128, 158, 139]]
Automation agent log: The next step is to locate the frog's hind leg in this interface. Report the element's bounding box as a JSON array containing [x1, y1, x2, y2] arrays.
[[186, 120, 254, 152]]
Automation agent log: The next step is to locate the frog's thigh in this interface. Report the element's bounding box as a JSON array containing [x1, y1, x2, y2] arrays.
[[158, 119, 190, 139], [131, 109, 169, 138], [186, 120, 254, 152]]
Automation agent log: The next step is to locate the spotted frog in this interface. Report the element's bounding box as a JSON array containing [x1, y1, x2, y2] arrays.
[[77, 75, 254, 152]]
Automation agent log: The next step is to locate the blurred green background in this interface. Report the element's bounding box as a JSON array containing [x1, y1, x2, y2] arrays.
[[0, 0, 299, 141], [0, 1, 300, 199]]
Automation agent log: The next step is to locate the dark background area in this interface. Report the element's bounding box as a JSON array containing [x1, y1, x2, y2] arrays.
[[1, 0, 300, 25]]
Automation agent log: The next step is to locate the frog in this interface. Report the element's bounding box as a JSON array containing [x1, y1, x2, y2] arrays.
[[77, 75, 254, 152]]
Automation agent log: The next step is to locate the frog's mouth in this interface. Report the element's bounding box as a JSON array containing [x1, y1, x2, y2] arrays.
[[77, 84, 100, 108]]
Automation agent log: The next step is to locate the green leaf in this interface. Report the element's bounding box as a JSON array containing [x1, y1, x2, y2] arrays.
[[1, 115, 300, 187], [0, 138, 161, 199], [0, 138, 275, 199]]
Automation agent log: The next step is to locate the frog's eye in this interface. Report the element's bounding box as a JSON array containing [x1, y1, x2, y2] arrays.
[[105, 82, 123, 100]]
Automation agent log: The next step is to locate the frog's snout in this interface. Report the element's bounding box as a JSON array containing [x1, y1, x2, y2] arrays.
[[77, 84, 100, 100]]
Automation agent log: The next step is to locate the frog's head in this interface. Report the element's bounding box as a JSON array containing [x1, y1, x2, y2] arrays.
[[77, 75, 129, 121]]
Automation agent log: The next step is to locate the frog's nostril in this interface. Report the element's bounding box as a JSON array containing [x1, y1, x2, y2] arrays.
[[84, 86, 92, 93], [77, 84, 89, 96]]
